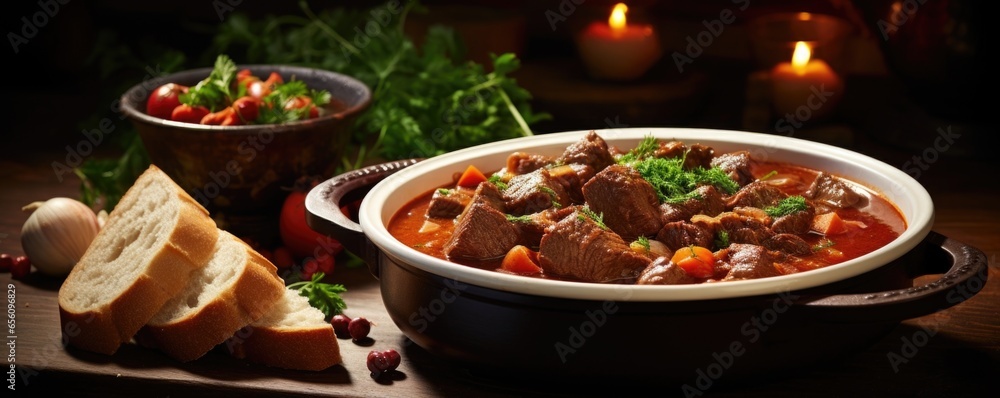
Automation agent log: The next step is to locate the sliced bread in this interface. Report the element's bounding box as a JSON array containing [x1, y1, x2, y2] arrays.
[[225, 288, 342, 371], [134, 229, 285, 362], [58, 165, 219, 355]]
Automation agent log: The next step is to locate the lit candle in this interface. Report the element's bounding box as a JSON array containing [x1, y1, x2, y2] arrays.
[[576, 3, 662, 81], [769, 41, 844, 120]]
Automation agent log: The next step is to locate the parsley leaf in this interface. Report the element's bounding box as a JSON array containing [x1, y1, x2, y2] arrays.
[[286, 272, 347, 321], [179, 54, 239, 111]]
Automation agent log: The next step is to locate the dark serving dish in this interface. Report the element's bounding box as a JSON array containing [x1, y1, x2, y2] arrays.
[[304, 128, 987, 386]]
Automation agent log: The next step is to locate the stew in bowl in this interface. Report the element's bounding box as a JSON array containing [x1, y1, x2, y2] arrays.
[[387, 131, 907, 285]]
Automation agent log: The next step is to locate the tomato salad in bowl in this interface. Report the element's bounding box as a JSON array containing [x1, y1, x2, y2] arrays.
[[120, 55, 371, 246], [145, 55, 332, 126]]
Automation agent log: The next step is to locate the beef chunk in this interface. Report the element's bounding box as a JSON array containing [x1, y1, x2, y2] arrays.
[[557, 131, 615, 174], [805, 172, 863, 209], [548, 163, 591, 204], [654, 140, 686, 159], [502, 168, 573, 216], [506, 152, 554, 175], [771, 204, 815, 235], [684, 144, 715, 170], [732, 206, 772, 225], [654, 141, 714, 170], [726, 180, 785, 209], [443, 183, 518, 260], [426, 188, 473, 219], [511, 207, 576, 249], [659, 185, 727, 223], [637, 257, 697, 285], [719, 244, 782, 281], [763, 234, 812, 256], [656, 222, 713, 251], [538, 209, 651, 283], [716, 212, 775, 245], [711, 151, 755, 187], [583, 164, 662, 241]]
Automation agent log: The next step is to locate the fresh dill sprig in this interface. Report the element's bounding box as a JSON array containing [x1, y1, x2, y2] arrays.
[[631, 156, 739, 203], [577, 205, 607, 229], [765, 196, 808, 218], [488, 174, 508, 191], [812, 239, 836, 252], [617, 135, 659, 164], [714, 230, 730, 249], [506, 214, 533, 223], [538, 186, 561, 208], [634, 236, 650, 251]]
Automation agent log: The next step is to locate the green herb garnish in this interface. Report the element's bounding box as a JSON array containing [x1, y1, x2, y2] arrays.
[[618, 135, 659, 163], [578, 206, 607, 229], [813, 239, 836, 252], [506, 214, 533, 223], [714, 230, 730, 249], [286, 272, 347, 321], [765, 196, 808, 218], [437, 188, 452, 196], [759, 170, 778, 181], [256, 80, 331, 124], [539, 186, 561, 208], [634, 236, 651, 251], [489, 174, 508, 191], [179, 54, 239, 111], [628, 156, 739, 203]]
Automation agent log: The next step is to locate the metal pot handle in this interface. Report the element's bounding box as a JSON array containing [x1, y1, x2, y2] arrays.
[[305, 158, 423, 278], [795, 231, 989, 322]]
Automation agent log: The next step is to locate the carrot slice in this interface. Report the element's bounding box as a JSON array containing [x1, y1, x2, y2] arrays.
[[500, 245, 542, 275], [456, 165, 488, 188], [670, 245, 715, 278], [811, 212, 847, 235]]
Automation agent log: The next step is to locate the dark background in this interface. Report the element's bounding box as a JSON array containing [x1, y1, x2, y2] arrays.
[[3, 0, 990, 164]]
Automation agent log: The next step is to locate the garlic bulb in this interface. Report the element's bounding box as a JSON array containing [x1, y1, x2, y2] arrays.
[[21, 197, 101, 277]]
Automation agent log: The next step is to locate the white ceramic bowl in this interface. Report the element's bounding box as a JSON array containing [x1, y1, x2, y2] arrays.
[[357, 128, 934, 301]]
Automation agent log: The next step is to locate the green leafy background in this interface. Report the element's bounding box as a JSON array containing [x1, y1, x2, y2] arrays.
[[78, 1, 549, 210]]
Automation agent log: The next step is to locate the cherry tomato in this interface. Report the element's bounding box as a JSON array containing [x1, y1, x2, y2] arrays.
[[280, 177, 344, 262], [170, 104, 209, 124], [670, 246, 715, 279], [146, 83, 187, 119], [232, 96, 261, 123], [201, 107, 235, 125]]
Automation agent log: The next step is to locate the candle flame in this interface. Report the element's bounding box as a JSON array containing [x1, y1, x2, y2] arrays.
[[609, 3, 628, 30], [791, 41, 812, 72]]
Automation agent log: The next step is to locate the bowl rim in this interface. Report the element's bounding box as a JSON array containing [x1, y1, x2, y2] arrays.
[[357, 128, 934, 301], [119, 64, 371, 132]]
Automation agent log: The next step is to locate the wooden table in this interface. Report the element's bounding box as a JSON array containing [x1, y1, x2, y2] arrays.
[[2, 135, 997, 397]]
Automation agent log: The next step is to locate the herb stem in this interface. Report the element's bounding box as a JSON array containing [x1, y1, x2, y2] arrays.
[[299, 1, 361, 57], [497, 87, 533, 137]]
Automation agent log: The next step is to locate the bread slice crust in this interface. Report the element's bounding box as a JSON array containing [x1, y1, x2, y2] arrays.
[[226, 289, 342, 371], [58, 165, 218, 355], [135, 230, 285, 362]]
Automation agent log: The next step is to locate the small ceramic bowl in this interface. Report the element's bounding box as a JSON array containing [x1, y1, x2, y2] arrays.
[[120, 65, 371, 243]]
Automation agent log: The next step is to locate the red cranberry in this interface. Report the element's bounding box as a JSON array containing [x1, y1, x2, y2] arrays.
[[0, 254, 12, 272], [367, 349, 401, 378], [348, 317, 372, 340], [331, 314, 352, 338], [10, 256, 31, 280]]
